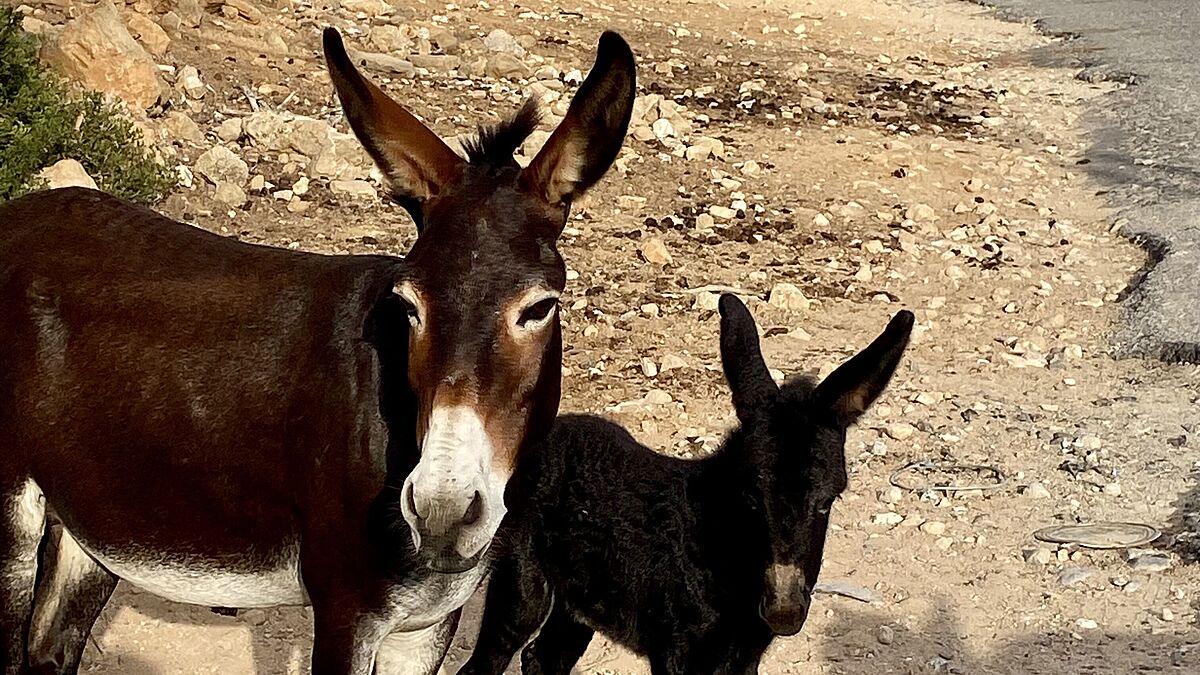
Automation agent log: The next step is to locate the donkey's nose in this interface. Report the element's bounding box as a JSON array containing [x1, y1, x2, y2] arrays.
[[399, 475, 496, 572]]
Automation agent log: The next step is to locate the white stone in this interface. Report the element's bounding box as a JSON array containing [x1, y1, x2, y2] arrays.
[[36, 159, 98, 190]]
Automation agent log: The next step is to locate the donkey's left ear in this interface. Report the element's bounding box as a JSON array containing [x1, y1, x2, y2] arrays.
[[719, 294, 779, 423], [814, 310, 914, 428], [522, 31, 636, 210]]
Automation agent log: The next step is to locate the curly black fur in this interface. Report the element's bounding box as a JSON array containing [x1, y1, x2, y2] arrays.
[[458, 296, 915, 675]]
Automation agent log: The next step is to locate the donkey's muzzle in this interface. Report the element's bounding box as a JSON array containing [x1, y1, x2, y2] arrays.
[[400, 471, 499, 571], [762, 563, 811, 636]]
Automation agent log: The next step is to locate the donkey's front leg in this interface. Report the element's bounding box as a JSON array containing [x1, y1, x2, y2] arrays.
[[0, 479, 47, 675], [311, 601, 389, 675], [373, 610, 461, 675]]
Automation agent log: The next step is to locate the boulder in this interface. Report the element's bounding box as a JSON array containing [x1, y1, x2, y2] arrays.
[[39, 0, 166, 111]]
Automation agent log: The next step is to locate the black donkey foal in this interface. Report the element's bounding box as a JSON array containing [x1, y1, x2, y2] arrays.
[[459, 294, 914, 675]]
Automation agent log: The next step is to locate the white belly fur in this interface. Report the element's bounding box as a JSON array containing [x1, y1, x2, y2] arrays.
[[81, 544, 309, 608]]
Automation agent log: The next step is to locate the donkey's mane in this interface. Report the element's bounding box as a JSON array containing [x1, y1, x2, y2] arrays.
[[462, 99, 542, 168]]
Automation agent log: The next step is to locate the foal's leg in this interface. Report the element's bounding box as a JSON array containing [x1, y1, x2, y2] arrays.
[[373, 609, 461, 675], [458, 554, 553, 675], [519, 604, 593, 675], [26, 521, 117, 675], [0, 479, 46, 675]]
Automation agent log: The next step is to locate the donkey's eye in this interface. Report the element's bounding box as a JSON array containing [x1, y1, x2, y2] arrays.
[[518, 298, 558, 328]]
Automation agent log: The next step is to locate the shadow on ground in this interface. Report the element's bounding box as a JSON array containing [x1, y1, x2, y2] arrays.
[[816, 598, 1199, 675]]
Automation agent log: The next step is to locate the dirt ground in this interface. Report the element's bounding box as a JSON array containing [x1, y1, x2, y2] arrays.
[[9, 0, 1200, 672]]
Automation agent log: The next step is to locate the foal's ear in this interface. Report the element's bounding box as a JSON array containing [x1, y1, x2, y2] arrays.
[[522, 31, 637, 210], [814, 310, 914, 428], [719, 294, 779, 422], [324, 28, 464, 225]]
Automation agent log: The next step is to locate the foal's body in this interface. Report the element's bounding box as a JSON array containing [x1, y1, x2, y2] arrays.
[[479, 415, 777, 674], [461, 296, 913, 675]]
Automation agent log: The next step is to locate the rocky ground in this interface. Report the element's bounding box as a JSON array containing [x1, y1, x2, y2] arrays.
[[7, 0, 1200, 673]]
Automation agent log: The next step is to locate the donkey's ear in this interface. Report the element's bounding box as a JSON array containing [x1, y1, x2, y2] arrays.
[[814, 310, 914, 428], [323, 28, 464, 226], [719, 294, 779, 422], [522, 31, 636, 210]]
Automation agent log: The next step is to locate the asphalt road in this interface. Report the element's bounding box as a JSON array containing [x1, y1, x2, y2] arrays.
[[977, 0, 1200, 362]]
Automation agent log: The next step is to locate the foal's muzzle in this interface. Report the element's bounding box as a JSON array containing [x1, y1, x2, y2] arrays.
[[761, 563, 812, 636]]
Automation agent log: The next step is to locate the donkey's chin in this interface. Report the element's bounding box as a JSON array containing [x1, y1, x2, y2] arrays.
[[419, 546, 488, 574]]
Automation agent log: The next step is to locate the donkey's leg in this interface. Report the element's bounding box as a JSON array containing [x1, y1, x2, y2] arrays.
[[373, 609, 460, 675], [458, 554, 553, 675], [0, 479, 47, 675], [311, 603, 384, 675], [518, 604, 593, 675], [26, 521, 117, 675]]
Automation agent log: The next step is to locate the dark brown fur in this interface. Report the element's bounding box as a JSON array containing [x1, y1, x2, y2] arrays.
[[0, 28, 637, 675]]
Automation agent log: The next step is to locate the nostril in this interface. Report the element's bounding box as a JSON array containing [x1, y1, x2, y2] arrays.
[[403, 482, 421, 522], [463, 490, 484, 526]]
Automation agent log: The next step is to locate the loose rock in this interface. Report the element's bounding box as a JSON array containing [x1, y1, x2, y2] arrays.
[[768, 283, 810, 311], [1129, 554, 1172, 573], [125, 12, 171, 57], [640, 238, 672, 266], [177, 66, 206, 99], [214, 182, 246, 208], [485, 53, 530, 80], [330, 180, 378, 200], [1057, 567, 1093, 587], [36, 159, 98, 190], [194, 146, 249, 186], [483, 29, 527, 57], [1023, 482, 1052, 499]]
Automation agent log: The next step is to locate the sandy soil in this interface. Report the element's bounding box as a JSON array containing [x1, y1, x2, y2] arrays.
[[8, 0, 1199, 672]]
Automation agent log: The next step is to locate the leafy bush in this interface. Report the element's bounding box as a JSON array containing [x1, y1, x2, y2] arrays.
[[0, 7, 174, 203]]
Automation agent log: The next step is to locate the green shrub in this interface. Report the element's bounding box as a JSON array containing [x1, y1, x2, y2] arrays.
[[0, 7, 175, 203]]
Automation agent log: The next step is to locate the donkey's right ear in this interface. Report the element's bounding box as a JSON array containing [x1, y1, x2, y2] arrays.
[[719, 294, 779, 422], [323, 28, 464, 227]]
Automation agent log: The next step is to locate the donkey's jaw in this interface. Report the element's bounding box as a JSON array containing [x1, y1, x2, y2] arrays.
[[401, 405, 509, 564]]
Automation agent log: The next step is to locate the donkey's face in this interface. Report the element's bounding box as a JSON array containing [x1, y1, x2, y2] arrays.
[[718, 295, 913, 636], [325, 29, 636, 572]]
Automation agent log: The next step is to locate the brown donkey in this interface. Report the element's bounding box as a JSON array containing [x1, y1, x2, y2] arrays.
[[0, 28, 635, 675]]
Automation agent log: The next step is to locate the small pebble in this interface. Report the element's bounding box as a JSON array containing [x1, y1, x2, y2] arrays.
[[1023, 482, 1052, 499]]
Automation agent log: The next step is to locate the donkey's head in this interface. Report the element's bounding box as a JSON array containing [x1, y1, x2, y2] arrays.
[[718, 294, 913, 636], [325, 29, 636, 572]]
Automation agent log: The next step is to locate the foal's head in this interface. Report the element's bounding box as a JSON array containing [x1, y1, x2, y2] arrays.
[[325, 29, 636, 572], [718, 295, 913, 636]]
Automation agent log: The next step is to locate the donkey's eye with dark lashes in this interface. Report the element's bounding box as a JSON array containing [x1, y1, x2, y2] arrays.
[[518, 298, 558, 327]]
